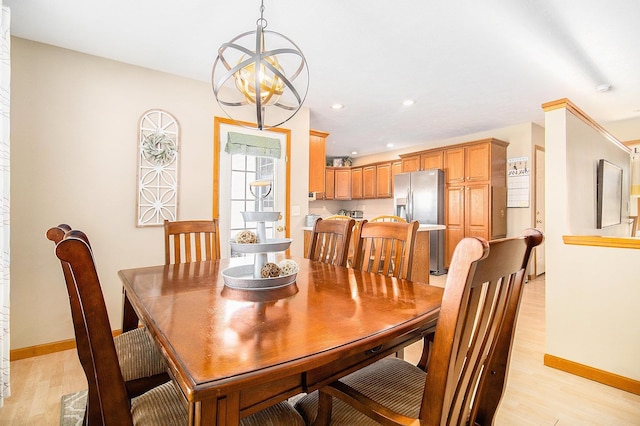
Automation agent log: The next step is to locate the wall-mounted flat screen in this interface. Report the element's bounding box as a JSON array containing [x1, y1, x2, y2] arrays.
[[596, 159, 623, 229]]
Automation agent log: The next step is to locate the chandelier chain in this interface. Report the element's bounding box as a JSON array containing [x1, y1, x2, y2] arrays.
[[257, 0, 267, 29]]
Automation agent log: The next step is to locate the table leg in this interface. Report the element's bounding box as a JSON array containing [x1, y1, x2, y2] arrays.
[[122, 289, 139, 332]]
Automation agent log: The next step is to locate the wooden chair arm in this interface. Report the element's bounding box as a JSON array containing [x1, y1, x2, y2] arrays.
[[315, 381, 419, 426]]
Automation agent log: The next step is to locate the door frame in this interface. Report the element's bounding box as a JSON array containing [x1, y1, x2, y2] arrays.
[[532, 144, 545, 277], [213, 116, 291, 241]]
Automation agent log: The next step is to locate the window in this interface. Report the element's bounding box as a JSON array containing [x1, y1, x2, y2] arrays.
[[230, 154, 277, 256]]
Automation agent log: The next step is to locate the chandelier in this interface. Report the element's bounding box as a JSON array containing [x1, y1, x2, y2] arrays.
[[212, 1, 309, 130]]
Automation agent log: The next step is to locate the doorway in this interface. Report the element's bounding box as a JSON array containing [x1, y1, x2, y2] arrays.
[[213, 117, 291, 258]]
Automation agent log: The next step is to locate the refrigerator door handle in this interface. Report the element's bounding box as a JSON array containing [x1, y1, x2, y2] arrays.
[[408, 189, 413, 222]]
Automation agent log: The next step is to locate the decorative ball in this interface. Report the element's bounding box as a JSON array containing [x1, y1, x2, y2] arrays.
[[260, 262, 281, 278], [278, 259, 299, 276], [235, 230, 258, 244]]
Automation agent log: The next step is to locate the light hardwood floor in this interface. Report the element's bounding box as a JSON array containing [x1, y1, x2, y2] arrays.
[[1, 275, 639, 425]]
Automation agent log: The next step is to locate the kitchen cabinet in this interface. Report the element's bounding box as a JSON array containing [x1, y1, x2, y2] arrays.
[[444, 138, 508, 267], [351, 167, 363, 199], [363, 165, 377, 198], [324, 167, 335, 200], [335, 168, 352, 200], [376, 162, 393, 198], [391, 161, 402, 189], [323, 167, 351, 200], [401, 155, 420, 173], [309, 130, 328, 193], [421, 151, 443, 170], [401, 150, 443, 172]]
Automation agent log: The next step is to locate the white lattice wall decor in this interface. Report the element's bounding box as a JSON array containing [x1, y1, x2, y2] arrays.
[[137, 110, 180, 226]]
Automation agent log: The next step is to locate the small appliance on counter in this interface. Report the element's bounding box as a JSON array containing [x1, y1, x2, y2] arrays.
[[350, 210, 364, 219], [305, 214, 321, 227]]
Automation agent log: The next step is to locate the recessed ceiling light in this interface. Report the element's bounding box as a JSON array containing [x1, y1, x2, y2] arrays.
[[596, 84, 612, 93], [330, 104, 344, 110], [402, 99, 415, 106], [386, 143, 394, 148], [351, 151, 358, 155]]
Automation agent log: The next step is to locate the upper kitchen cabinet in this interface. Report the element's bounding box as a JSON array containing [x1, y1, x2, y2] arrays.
[[323, 167, 351, 200], [376, 162, 393, 198], [400, 150, 443, 172], [335, 168, 352, 200], [401, 154, 420, 173], [421, 151, 443, 170], [363, 165, 377, 198], [443, 142, 492, 184], [324, 167, 335, 200], [351, 167, 363, 200], [309, 130, 328, 193]]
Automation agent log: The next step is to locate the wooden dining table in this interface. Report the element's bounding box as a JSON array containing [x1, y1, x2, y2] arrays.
[[118, 256, 443, 426]]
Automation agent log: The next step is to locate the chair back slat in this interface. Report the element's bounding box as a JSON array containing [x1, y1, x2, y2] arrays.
[[164, 220, 220, 264], [308, 218, 356, 267], [48, 226, 133, 425], [422, 228, 543, 425], [352, 220, 419, 280]]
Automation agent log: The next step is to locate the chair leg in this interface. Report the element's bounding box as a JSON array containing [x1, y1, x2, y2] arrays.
[[312, 390, 333, 426], [417, 332, 435, 371]]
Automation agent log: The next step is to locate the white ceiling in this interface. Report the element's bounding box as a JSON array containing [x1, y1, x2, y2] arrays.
[[6, 0, 640, 157]]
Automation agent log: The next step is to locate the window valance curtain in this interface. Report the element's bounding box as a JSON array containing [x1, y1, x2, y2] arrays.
[[225, 132, 281, 159]]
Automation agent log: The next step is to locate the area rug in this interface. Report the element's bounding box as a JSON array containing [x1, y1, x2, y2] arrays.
[[60, 390, 86, 426]]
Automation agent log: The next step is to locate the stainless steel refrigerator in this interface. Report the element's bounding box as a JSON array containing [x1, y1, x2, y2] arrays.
[[393, 168, 446, 275]]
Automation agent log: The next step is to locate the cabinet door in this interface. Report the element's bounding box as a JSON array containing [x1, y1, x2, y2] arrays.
[[351, 167, 363, 200], [324, 167, 335, 200], [309, 131, 327, 193], [465, 143, 490, 182], [391, 161, 402, 191], [363, 166, 377, 198], [444, 185, 465, 268], [421, 151, 443, 170], [401, 155, 420, 173], [376, 163, 392, 198], [444, 148, 465, 184], [465, 183, 489, 240], [335, 168, 352, 200]]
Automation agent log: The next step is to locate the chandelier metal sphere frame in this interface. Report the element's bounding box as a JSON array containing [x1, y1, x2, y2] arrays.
[[212, 1, 309, 130]]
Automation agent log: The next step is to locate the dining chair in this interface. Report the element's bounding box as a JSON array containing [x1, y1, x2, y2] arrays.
[[295, 228, 543, 426], [46, 225, 170, 400], [369, 215, 407, 223], [307, 217, 356, 267], [164, 219, 221, 264], [351, 220, 420, 280], [326, 214, 360, 267], [51, 226, 305, 426], [324, 214, 353, 221]]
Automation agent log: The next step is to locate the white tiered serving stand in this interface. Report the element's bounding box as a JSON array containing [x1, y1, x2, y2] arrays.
[[222, 181, 296, 290]]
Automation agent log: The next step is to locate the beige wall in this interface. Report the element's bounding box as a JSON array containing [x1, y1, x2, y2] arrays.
[[10, 38, 310, 349], [545, 106, 639, 381]]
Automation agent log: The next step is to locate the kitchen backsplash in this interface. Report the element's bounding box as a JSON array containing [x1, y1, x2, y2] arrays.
[[309, 198, 394, 220]]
